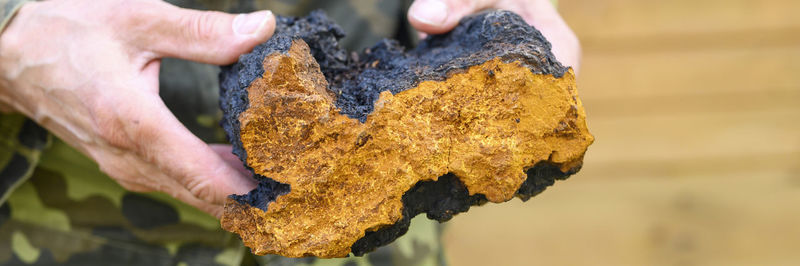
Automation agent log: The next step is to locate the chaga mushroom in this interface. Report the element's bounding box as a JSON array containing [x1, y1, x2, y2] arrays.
[[218, 10, 593, 258]]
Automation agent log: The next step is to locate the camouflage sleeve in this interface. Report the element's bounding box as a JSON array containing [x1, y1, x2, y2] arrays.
[[0, 0, 28, 33], [0, 114, 50, 206], [0, 1, 45, 206]]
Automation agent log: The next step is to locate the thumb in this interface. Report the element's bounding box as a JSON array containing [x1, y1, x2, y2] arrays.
[[407, 0, 496, 34], [134, 1, 276, 65]]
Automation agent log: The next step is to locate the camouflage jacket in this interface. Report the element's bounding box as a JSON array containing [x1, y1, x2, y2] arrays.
[[0, 0, 447, 265]]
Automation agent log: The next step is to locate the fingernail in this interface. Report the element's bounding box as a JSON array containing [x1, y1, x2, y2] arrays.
[[409, 0, 449, 26], [233, 10, 273, 36]]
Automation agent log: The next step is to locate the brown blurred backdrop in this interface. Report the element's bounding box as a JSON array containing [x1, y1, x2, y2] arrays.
[[443, 0, 800, 265]]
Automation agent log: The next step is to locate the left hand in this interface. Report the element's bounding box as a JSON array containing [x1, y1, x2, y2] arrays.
[[408, 0, 581, 73]]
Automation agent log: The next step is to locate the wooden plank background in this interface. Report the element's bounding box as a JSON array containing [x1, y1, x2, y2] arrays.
[[443, 1, 800, 265]]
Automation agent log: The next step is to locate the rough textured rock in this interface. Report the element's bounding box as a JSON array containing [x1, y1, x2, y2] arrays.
[[219, 10, 594, 258]]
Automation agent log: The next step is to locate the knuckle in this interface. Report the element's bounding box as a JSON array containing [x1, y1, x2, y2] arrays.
[[186, 178, 215, 202], [181, 11, 219, 43]]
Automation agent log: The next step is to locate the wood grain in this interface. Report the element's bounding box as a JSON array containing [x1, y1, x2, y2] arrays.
[[443, 0, 800, 265]]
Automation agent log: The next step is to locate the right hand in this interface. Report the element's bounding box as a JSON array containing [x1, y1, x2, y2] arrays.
[[0, 0, 275, 217], [408, 0, 581, 73]]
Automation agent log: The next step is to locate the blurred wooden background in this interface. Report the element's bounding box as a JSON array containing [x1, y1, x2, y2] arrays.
[[443, 0, 800, 265]]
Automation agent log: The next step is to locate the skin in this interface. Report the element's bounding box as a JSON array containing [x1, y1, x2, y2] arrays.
[[408, 0, 581, 73], [0, 0, 579, 218], [0, 0, 275, 217]]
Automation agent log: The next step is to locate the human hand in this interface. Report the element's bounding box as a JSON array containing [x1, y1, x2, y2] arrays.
[[408, 0, 581, 73], [0, 0, 275, 217]]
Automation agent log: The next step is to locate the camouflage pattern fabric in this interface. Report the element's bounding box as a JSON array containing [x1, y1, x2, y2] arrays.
[[0, 0, 33, 205], [0, 114, 49, 211], [0, 0, 447, 265], [0, 0, 25, 33], [0, 138, 446, 265]]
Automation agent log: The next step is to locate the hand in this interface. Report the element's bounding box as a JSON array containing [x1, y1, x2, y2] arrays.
[[408, 0, 581, 73], [0, 0, 276, 217]]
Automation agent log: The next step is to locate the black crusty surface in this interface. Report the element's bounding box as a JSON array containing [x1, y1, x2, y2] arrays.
[[218, 10, 574, 256]]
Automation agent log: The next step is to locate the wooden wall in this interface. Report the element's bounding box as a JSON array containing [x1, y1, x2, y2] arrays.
[[444, 1, 800, 265]]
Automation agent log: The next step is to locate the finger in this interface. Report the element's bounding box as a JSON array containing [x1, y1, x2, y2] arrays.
[[116, 179, 154, 193], [89, 143, 225, 217], [210, 144, 253, 178], [104, 90, 255, 206], [408, 0, 497, 34], [122, 1, 275, 65], [496, 0, 582, 72], [140, 59, 161, 93]]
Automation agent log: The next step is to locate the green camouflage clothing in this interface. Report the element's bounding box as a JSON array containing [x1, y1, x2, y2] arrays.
[[0, 0, 446, 265], [0, 0, 25, 33]]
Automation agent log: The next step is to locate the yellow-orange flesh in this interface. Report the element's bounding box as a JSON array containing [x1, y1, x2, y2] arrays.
[[221, 40, 594, 258]]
